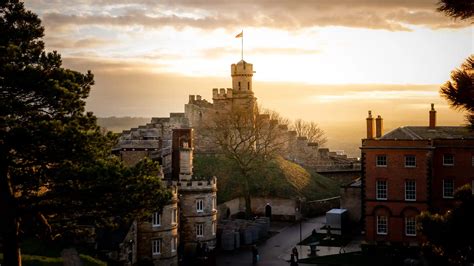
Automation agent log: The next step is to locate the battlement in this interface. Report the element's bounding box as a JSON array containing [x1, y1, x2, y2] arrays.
[[171, 176, 217, 191], [212, 88, 233, 100], [188, 95, 214, 108], [231, 60, 254, 77]]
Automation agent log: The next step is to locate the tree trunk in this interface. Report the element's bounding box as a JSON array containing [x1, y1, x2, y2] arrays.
[[0, 146, 22, 266], [242, 171, 252, 219]]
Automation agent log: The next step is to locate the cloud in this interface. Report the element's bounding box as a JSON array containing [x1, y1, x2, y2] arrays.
[[44, 37, 111, 49], [26, 0, 471, 32]]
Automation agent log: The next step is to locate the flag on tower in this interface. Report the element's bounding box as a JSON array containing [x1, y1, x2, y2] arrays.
[[235, 31, 243, 38]]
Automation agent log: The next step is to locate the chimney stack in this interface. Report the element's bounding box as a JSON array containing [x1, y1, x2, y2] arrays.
[[172, 128, 194, 181], [429, 103, 436, 129], [376, 115, 383, 138], [366, 111, 375, 139]]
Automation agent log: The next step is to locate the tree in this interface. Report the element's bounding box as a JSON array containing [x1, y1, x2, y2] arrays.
[[0, 1, 170, 265], [437, 0, 474, 20], [439, 55, 474, 129], [208, 108, 287, 217], [291, 119, 327, 146], [418, 185, 474, 265]]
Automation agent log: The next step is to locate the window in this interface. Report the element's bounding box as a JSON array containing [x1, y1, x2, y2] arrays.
[[171, 208, 177, 224], [212, 196, 216, 211], [152, 212, 161, 227], [443, 179, 454, 198], [196, 199, 204, 213], [376, 216, 388, 235], [376, 155, 387, 167], [171, 236, 177, 252], [152, 239, 161, 255], [405, 155, 416, 167], [212, 221, 216, 236], [405, 217, 416, 236], [247, 82, 250, 90], [238, 81, 241, 90], [196, 223, 204, 237], [443, 154, 454, 166], [376, 180, 387, 200], [405, 180, 416, 201]]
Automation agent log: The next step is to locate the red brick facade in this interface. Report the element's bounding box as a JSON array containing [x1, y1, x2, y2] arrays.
[[361, 113, 474, 244]]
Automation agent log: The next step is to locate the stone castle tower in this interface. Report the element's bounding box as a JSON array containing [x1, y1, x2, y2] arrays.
[[171, 129, 217, 253]]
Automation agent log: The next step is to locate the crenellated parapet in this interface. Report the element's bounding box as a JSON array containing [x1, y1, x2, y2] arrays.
[[212, 88, 234, 100]]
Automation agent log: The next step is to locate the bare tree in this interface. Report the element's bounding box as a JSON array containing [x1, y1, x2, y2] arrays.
[[208, 107, 288, 217], [292, 119, 327, 146]]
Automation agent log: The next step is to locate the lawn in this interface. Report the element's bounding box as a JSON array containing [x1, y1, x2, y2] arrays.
[[0, 238, 106, 266]]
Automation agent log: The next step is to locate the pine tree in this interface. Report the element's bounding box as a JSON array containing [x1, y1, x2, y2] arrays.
[[0, 1, 170, 264]]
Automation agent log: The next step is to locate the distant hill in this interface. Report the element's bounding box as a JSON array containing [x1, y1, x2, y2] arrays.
[[193, 154, 340, 203], [97, 117, 151, 133]]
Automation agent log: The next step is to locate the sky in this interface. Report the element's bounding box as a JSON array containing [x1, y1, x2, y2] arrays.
[[23, 0, 473, 141]]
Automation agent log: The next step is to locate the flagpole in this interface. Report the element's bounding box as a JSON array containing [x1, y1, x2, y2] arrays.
[[241, 30, 244, 61]]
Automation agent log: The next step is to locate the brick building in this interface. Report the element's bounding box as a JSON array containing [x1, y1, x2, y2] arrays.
[[361, 104, 474, 244]]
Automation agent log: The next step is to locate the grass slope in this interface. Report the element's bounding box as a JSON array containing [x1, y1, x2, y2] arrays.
[[194, 154, 340, 203]]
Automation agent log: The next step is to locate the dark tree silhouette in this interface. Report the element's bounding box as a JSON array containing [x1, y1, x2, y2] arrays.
[[439, 55, 474, 129], [0, 1, 170, 265], [418, 185, 474, 266], [437, 0, 474, 20]]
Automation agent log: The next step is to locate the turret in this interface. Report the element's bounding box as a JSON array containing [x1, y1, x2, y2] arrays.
[[231, 60, 254, 93]]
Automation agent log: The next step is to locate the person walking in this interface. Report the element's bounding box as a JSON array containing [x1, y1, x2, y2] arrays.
[[292, 246, 299, 262], [252, 245, 259, 265], [289, 254, 298, 266]]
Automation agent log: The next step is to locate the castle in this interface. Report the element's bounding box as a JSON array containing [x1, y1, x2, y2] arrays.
[[112, 59, 358, 265]]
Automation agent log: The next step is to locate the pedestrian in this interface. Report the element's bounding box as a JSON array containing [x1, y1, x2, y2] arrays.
[[252, 245, 259, 265], [289, 254, 298, 266], [292, 246, 299, 261]]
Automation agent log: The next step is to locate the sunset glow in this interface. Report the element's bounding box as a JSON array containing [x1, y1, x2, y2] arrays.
[[24, 0, 472, 126]]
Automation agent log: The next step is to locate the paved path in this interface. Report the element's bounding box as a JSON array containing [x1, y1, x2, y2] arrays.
[[217, 216, 326, 266], [217, 216, 362, 266]]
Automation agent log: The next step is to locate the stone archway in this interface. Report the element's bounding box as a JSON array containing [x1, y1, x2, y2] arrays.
[[265, 203, 272, 218]]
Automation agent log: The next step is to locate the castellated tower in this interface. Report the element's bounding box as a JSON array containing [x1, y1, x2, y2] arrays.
[[230, 60, 257, 113], [171, 129, 218, 255]]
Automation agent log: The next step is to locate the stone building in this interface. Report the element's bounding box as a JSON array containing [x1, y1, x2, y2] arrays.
[[361, 104, 474, 244], [115, 128, 216, 265]]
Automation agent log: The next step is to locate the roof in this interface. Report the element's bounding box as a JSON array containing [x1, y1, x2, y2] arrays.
[[380, 126, 474, 140]]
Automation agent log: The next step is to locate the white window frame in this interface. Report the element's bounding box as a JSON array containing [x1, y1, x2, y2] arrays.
[[196, 223, 204, 237], [443, 179, 454, 198], [152, 212, 161, 227], [171, 236, 177, 252], [405, 217, 416, 236], [171, 208, 177, 225], [405, 180, 416, 201], [152, 239, 161, 255], [376, 155, 387, 167], [376, 216, 388, 235], [196, 199, 204, 213], [443, 154, 454, 166], [376, 180, 387, 200], [405, 155, 416, 168]]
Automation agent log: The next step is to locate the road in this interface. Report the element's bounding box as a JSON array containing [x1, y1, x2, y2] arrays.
[[216, 216, 327, 266]]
